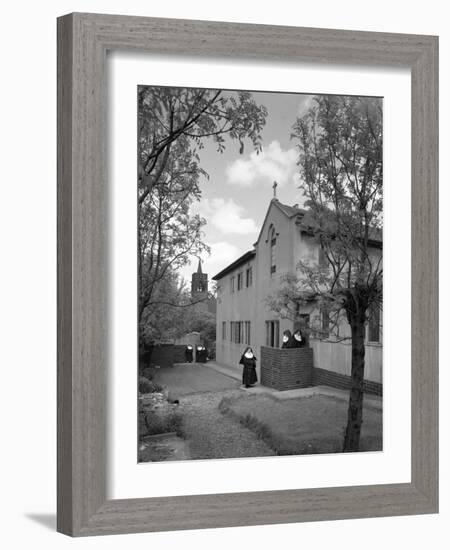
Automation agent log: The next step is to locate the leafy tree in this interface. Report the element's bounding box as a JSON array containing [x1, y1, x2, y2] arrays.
[[270, 95, 383, 452], [138, 86, 267, 343]]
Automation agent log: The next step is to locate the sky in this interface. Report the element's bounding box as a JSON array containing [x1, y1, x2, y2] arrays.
[[177, 90, 315, 285]]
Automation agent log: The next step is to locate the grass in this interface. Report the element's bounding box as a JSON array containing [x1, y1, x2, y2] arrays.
[[219, 393, 382, 455]]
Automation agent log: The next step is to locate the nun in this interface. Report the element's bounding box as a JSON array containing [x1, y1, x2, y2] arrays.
[[196, 344, 207, 363], [281, 329, 293, 348], [292, 329, 306, 348], [185, 345, 193, 363], [239, 346, 258, 388]]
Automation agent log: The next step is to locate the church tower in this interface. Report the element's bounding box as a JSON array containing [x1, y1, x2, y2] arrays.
[[191, 259, 208, 301]]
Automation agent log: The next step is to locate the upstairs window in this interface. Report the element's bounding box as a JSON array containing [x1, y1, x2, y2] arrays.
[[230, 276, 235, 293], [270, 226, 276, 274], [246, 267, 253, 287], [244, 321, 251, 345], [237, 272, 243, 291]]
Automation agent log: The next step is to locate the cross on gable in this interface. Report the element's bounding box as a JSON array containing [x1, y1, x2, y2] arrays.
[[272, 181, 278, 198]]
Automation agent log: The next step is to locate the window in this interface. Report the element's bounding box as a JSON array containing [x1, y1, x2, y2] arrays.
[[318, 245, 328, 267], [368, 303, 381, 343], [235, 321, 242, 344], [230, 276, 235, 293], [246, 267, 252, 287], [237, 272, 243, 291], [222, 321, 226, 340], [321, 306, 330, 338], [270, 226, 276, 274], [230, 321, 243, 343], [244, 321, 251, 345], [265, 320, 280, 348]]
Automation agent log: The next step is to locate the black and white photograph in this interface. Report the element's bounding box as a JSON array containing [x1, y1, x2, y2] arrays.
[[138, 85, 383, 462]]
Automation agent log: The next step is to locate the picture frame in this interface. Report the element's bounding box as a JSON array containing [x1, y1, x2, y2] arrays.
[[57, 12, 438, 537]]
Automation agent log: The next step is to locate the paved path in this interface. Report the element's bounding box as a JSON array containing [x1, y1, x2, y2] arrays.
[[153, 363, 240, 397], [178, 389, 275, 460], [153, 365, 274, 459]]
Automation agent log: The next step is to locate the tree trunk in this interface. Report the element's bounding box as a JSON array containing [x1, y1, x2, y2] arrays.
[[343, 317, 366, 452]]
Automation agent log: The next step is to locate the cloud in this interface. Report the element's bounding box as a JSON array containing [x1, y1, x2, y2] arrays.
[[193, 197, 258, 235], [226, 140, 298, 188], [206, 241, 241, 277]]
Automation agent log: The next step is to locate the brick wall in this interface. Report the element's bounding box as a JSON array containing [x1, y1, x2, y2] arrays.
[[139, 344, 174, 368], [312, 367, 382, 396], [173, 345, 187, 363], [261, 346, 313, 391]]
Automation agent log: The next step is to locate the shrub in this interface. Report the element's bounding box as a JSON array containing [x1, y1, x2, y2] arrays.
[[139, 376, 164, 394], [142, 367, 156, 381], [139, 376, 153, 393], [144, 411, 183, 437]]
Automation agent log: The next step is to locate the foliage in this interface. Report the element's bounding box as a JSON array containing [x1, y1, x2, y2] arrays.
[[139, 376, 163, 394], [138, 86, 267, 343], [292, 95, 382, 320], [268, 95, 383, 451], [143, 410, 184, 437], [139, 270, 216, 349]]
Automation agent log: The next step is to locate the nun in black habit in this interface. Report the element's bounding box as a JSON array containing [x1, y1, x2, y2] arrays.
[[196, 345, 207, 363], [239, 347, 258, 388], [185, 345, 193, 363], [292, 329, 306, 348], [281, 329, 293, 348]]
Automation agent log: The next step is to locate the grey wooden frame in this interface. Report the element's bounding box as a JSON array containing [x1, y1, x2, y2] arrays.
[[57, 12, 438, 537]]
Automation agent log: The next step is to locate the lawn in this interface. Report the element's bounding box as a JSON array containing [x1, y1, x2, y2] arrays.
[[219, 392, 382, 455]]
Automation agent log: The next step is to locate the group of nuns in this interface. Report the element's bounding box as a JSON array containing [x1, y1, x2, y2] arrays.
[[184, 344, 208, 363], [281, 329, 306, 349], [239, 328, 306, 388]]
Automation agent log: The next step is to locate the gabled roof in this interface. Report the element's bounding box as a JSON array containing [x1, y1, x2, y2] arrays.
[[212, 199, 382, 281], [253, 199, 306, 246], [212, 250, 256, 281], [276, 201, 307, 218]]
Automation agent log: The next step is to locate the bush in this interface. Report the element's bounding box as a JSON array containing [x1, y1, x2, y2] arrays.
[[144, 411, 183, 436], [142, 367, 155, 381], [139, 376, 163, 394]]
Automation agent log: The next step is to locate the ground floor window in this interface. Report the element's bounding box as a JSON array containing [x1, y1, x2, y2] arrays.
[[244, 321, 251, 345], [222, 321, 226, 340], [321, 306, 330, 338], [265, 320, 280, 348], [230, 321, 243, 343], [367, 303, 381, 343], [229, 321, 251, 344]]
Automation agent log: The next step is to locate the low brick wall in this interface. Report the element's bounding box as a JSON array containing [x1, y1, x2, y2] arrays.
[[261, 346, 313, 391], [173, 344, 188, 364], [139, 344, 176, 369], [312, 367, 382, 396]]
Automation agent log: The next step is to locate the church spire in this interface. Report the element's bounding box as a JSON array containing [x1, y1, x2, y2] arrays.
[[197, 258, 203, 274]]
